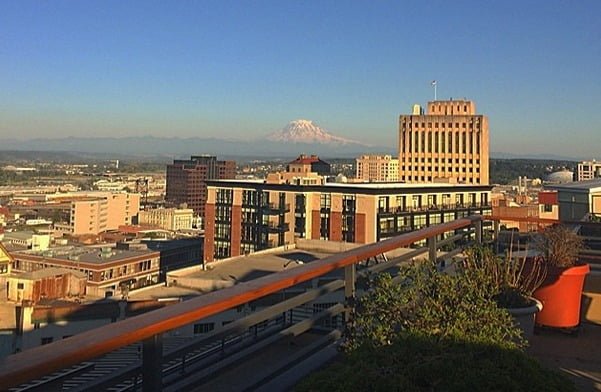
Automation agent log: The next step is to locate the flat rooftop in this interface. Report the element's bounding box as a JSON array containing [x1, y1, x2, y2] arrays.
[[185, 249, 332, 283], [209, 179, 492, 191], [15, 245, 158, 264], [549, 178, 601, 191]]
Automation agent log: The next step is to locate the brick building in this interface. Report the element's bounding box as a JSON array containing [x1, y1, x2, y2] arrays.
[[203, 180, 491, 262], [165, 155, 236, 219], [11, 245, 160, 297]]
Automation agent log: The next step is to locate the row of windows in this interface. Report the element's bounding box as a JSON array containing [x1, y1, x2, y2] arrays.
[[378, 193, 489, 212], [404, 121, 478, 129], [378, 209, 489, 237], [216, 189, 233, 204], [402, 157, 481, 164], [401, 130, 481, 154], [402, 166, 481, 173], [403, 176, 481, 184]]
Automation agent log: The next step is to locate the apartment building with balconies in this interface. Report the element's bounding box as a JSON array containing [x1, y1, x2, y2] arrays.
[[203, 180, 492, 262]]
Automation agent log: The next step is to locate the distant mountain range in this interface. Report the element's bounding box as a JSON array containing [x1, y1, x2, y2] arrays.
[[0, 118, 587, 161], [0, 120, 386, 159]]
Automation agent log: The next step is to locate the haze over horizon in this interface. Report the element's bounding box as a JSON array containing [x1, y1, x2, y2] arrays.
[[1, 1, 600, 157]]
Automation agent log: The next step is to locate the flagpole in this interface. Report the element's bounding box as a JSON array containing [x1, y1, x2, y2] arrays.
[[434, 82, 437, 100]]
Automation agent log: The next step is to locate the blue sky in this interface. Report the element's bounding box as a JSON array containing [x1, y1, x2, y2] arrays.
[[1, 1, 600, 156]]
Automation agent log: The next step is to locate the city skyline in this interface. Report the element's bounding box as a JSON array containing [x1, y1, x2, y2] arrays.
[[1, 1, 600, 156]]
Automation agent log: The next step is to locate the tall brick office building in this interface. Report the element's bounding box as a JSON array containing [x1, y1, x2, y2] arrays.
[[398, 99, 489, 185], [165, 155, 236, 219]]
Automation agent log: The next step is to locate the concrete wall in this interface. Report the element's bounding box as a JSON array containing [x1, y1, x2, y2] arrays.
[[584, 272, 601, 325], [295, 239, 362, 253]]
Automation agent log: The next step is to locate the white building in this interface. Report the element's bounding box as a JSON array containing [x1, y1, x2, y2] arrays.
[[138, 208, 194, 231], [356, 155, 399, 182], [577, 160, 601, 182]]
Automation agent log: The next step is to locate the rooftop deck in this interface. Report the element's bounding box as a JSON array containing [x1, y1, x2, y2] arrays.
[[0, 215, 600, 391], [529, 322, 601, 391]]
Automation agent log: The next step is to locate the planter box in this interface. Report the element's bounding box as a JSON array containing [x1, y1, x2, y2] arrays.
[[534, 264, 590, 328], [507, 298, 542, 339]]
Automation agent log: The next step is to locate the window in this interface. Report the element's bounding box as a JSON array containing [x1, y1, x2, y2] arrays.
[[378, 197, 389, 212], [396, 196, 406, 211], [412, 195, 421, 209], [193, 322, 215, 334], [543, 204, 553, 212], [17, 283, 24, 290], [320, 193, 331, 209]]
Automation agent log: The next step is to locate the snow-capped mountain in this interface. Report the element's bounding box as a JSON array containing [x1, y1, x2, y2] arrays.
[[267, 119, 365, 145]]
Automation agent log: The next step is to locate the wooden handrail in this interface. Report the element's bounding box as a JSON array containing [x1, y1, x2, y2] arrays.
[[0, 216, 481, 388]]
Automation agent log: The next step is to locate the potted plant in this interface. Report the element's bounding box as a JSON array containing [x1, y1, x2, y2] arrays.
[[533, 225, 589, 330], [460, 245, 546, 338]]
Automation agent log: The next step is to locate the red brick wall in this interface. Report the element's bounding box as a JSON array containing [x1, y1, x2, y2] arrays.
[[311, 210, 321, 240], [329, 211, 342, 241], [539, 191, 558, 205], [231, 205, 242, 257], [204, 203, 216, 263], [355, 213, 366, 244]]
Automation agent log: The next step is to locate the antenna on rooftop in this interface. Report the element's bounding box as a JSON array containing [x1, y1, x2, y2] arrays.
[[431, 80, 437, 100]]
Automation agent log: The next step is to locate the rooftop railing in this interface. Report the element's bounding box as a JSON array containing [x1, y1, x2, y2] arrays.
[[0, 215, 484, 391]]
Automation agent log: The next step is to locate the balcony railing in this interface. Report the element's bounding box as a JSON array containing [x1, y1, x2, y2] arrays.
[[0, 215, 484, 391], [261, 203, 291, 215], [264, 221, 290, 232], [379, 203, 490, 215]]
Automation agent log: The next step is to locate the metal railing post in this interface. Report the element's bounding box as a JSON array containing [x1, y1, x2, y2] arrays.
[[428, 236, 437, 263], [142, 333, 163, 392], [474, 220, 482, 244], [344, 264, 356, 323], [493, 220, 500, 252]]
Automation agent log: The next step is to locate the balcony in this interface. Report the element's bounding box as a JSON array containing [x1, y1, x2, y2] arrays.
[[1, 215, 600, 391], [264, 221, 290, 233], [261, 202, 290, 215]]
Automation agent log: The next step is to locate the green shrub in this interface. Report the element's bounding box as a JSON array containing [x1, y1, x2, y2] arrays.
[[297, 333, 574, 392], [343, 262, 524, 352], [460, 245, 546, 308], [297, 262, 574, 391]]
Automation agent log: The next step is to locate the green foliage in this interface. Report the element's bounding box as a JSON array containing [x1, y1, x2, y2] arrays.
[[343, 262, 525, 353], [297, 262, 574, 392], [490, 158, 575, 185], [297, 334, 574, 392], [460, 245, 546, 308]]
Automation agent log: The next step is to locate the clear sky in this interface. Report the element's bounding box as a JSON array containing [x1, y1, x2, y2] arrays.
[[1, 1, 600, 156]]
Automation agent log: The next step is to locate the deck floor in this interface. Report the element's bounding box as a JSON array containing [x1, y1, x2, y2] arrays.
[[528, 322, 601, 391]]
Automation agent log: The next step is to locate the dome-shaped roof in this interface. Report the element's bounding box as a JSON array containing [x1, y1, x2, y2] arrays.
[[335, 173, 348, 183], [546, 170, 574, 183]]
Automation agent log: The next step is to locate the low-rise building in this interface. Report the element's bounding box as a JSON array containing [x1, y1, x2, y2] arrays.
[[356, 154, 399, 182], [0, 243, 13, 297], [548, 179, 601, 221], [6, 268, 86, 302], [287, 155, 331, 176], [2, 232, 50, 251], [577, 160, 601, 182], [137, 207, 194, 231], [11, 245, 160, 297]]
